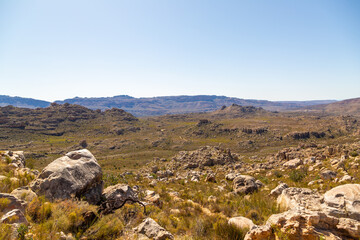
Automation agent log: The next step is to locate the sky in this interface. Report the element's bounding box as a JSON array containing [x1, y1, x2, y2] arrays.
[[0, 0, 359, 102]]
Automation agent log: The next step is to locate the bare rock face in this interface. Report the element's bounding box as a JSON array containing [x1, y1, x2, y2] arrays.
[[30, 149, 103, 204], [172, 146, 237, 169], [323, 184, 360, 221], [134, 217, 174, 240], [0, 193, 26, 214], [0, 209, 28, 225], [233, 175, 263, 195]]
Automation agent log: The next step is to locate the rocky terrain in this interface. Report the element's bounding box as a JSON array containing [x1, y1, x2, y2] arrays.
[[0, 101, 359, 239], [303, 97, 360, 116]]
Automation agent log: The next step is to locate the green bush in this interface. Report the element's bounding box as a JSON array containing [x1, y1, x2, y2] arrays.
[[289, 169, 307, 182]]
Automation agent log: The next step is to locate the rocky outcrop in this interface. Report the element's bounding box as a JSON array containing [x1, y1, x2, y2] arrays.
[[283, 158, 303, 169], [134, 218, 174, 240], [0, 151, 25, 168], [171, 146, 238, 169], [246, 185, 360, 240], [30, 149, 103, 204], [233, 175, 263, 195]]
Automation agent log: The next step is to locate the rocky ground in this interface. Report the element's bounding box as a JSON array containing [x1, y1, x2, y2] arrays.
[[1, 140, 360, 239]]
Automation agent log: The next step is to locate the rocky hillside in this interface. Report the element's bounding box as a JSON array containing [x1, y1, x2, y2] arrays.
[[304, 97, 360, 116], [0, 103, 138, 136], [0, 95, 50, 108], [0, 94, 338, 117]]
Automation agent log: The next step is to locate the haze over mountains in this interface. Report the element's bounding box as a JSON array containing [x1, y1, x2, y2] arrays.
[[0, 95, 337, 117]]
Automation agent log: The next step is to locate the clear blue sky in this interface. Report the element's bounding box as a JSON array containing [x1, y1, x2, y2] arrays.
[[0, 0, 359, 101]]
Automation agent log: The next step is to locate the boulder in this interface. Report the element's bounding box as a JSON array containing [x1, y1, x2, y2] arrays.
[[228, 216, 254, 230], [320, 169, 337, 180], [134, 218, 174, 240], [0, 193, 26, 214], [277, 187, 322, 211], [233, 175, 262, 195], [144, 190, 162, 207], [11, 186, 37, 203], [30, 149, 103, 204], [0, 209, 28, 225], [283, 158, 303, 169], [323, 184, 360, 221], [1, 151, 25, 168], [269, 183, 288, 198]]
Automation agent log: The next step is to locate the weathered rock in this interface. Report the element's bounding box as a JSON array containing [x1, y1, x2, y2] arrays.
[[11, 186, 37, 203], [283, 158, 303, 169], [0, 193, 26, 214], [144, 190, 162, 207], [277, 187, 322, 211], [172, 146, 237, 169], [233, 175, 262, 195], [0, 209, 28, 225], [30, 149, 103, 204], [205, 172, 216, 182], [269, 183, 288, 198], [134, 218, 174, 240], [225, 172, 240, 181], [103, 184, 137, 203], [320, 169, 337, 180], [0, 151, 26, 168], [339, 175, 353, 183], [323, 184, 360, 221], [228, 216, 254, 230]]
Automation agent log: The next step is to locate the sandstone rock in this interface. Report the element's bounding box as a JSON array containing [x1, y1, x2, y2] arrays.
[[144, 190, 162, 207], [172, 146, 237, 169], [0, 209, 28, 225], [0, 193, 26, 214], [30, 149, 103, 204], [225, 172, 240, 181], [103, 184, 137, 203], [269, 183, 288, 198], [339, 175, 353, 183], [323, 184, 360, 221], [320, 169, 337, 180], [205, 172, 216, 182], [134, 218, 174, 240], [233, 175, 262, 195], [283, 158, 303, 169], [228, 216, 254, 230], [277, 187, 322, 211], [1, 151, 25, 168], [11, 186, 37, 203]]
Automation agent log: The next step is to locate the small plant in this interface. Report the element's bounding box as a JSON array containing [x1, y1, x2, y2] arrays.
[[289, 169, 307, 183], [214, 219, 247, 240], [17, 224, 28, 240]]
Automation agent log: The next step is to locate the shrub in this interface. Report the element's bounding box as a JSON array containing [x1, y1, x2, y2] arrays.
[[214, 220, 247, 240], [289, 169, 307, 183]]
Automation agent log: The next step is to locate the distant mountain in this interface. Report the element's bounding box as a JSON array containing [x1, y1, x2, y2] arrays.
[[55, 95, 337, 117], [304, 97, 360, 116], [0, 95, 50, 108], [0, 94, 338, 117]]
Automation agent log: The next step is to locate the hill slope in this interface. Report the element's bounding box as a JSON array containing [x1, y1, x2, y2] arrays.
[[305, 97, 360, 115], [0, 95, 50, 108]]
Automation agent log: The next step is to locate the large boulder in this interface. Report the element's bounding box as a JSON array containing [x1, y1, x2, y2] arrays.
[[30, 149, 103, 204], [277, 187, 322, 211], [323, 184, 360, 220], [134, 218, 174, 240], [269, 183, 288, 198], [233, 175, 262, 195]]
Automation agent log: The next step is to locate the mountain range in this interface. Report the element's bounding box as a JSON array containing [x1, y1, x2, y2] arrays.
[[0, 95, 338, 117]]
